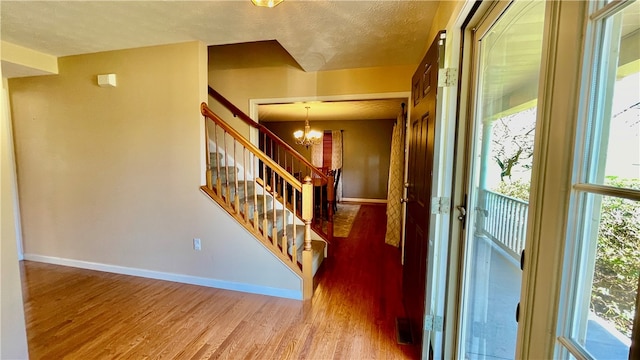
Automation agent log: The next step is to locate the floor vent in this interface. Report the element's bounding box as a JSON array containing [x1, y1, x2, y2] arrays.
[[395, 317, 413, 345]]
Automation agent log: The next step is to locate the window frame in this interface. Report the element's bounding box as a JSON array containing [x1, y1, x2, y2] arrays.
[[556, 1, 640, 359]]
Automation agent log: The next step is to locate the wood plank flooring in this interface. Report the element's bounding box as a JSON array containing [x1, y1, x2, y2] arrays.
[[21, 203, 419, 359]]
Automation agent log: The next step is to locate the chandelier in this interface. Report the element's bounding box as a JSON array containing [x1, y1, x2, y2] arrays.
[[251, 0, 283, 7], [293, 106, 322, 147]]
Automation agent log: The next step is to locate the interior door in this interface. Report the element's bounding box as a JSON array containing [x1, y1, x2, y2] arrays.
[[403, 31, 442, 354]]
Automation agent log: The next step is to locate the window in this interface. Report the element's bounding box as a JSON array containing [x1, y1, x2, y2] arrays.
[[558, 1, 640, 359]]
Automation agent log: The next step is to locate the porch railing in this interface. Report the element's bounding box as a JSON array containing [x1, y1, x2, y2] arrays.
[[478, 189, 528, 261]]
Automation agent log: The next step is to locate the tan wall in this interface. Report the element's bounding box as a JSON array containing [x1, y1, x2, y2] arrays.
[[9, 42, 300, 295], [1, 76, 29, 359], [208, 46, 413, 201], [264, 119, 395, 200], [208, 43, 413, 139], [315, 65, 414, 96], [209, 65, 318, 139], [427, 0, 460, 47]]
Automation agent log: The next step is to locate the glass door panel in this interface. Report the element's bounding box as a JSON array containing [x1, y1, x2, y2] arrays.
[[459, 1, 546, 359]]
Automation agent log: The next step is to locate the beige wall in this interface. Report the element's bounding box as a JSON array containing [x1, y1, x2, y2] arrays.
[[1, 76, 29, 359], [315, 65, 414, 96], [264, 119, 395, 200], [208, 44, 413, 140], [209, 65, 318, 139], [9, 42, 300, 296], [207, 44, 414, 200], [427, 0, 460, 48]]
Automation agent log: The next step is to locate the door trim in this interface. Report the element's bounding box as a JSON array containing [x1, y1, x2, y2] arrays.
[[248, 92, 410, 147], [447, 1, 515, 358], [516, 1, 588, 358]]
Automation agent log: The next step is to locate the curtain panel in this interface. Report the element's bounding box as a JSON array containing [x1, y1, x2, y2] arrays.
[[311, 130, 343, 201], [385, 108, 406, 247]]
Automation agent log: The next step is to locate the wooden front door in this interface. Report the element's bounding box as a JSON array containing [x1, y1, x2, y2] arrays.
[[403, 31, 442, 353]]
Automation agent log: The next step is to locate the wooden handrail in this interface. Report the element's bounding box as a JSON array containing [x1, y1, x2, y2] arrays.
[[207, 86, 327, 182], [207, 87, 334, 248], [201, 103, 301, 191], [208, 86, 261, 128]]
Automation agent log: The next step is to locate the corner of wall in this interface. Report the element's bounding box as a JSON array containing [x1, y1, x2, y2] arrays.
[[1, 41, 59, 77], [0, 75, 30, 360], [198, 41, 209, 186], [9, 42, 302, 302]]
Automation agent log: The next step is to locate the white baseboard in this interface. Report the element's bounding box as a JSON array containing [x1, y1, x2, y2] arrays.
[[23, 254, 302, 300], [341, 197, 387, 204]]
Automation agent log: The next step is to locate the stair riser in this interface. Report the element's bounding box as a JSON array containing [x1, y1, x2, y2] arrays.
[[244, 197, 273, 218], [262, 210, 293, 238], [210, 165, 324, 277], [212, 170, 238, 184], [205, 104, 327, 297], [219, 182, 258, 202], [213, 183, 322, 274], [238, 192, 306, 258]]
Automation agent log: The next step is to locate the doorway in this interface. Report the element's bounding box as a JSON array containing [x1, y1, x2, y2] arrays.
[[455, 1, 546, 359]]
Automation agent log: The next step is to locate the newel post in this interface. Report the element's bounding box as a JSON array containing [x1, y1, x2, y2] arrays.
[[302, 176, 314, 300]]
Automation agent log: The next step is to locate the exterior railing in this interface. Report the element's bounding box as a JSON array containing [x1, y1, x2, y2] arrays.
[[478, 189, 528, 261]]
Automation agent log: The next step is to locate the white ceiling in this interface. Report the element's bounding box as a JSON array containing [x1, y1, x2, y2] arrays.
[[2, 1, 638, 122], [1, 0, 439, 122], [1, 0, 440, 73]]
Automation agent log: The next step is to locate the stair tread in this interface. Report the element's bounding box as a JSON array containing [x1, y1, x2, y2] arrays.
[[299, 240, 325, 277], [278, 224, 305, 249], [207, 168, 326, 284]]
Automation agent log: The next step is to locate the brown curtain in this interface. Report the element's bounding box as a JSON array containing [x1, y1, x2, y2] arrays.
[[311, 130, 343, 200]]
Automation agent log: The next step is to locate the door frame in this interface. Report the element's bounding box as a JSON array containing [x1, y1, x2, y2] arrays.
[[447, 1, 607, 359], [249, 92, 410, 147], [515, 1, 590, 358], [414, 1, 477, 359], [446, 0, 566, 358], [444, 1, 515, 358]]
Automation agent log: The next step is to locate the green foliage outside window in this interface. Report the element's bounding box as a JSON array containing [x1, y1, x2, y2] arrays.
[[592, 177, 640, 338], [494, 179, 530, 202], [494, 176, 640, 338]]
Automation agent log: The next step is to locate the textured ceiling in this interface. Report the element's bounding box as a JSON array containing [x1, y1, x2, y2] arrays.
[[1, 1, 435, 122], [0, 0, 440, 72]]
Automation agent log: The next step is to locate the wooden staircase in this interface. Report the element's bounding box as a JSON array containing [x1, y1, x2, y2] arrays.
[[200, 101, 331, 300]]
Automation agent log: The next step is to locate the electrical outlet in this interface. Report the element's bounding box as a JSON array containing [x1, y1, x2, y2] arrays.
[[193, 238, 201, 251]]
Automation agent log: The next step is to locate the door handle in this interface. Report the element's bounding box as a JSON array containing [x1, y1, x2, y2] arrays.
[[401, 198, 409, 203], [404, 182, 410, 188], [456, 206, 466, 220]]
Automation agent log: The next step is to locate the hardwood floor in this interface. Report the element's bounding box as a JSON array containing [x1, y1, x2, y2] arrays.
[[21, 203, 418, 359]]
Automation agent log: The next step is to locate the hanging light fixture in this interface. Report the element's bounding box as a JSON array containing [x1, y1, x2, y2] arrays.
[[251, 0, 283, 7], [293, 106, 322, 147]]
